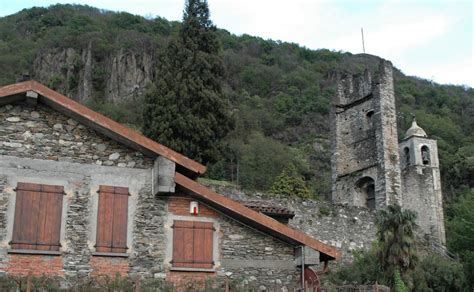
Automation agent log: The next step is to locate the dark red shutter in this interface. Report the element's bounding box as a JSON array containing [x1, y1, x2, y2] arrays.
[[11, 183, 63, 250], [96, 186, 128, 253], [172, 220, 213, 269]]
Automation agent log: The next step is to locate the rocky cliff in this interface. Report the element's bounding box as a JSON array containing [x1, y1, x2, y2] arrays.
[[33, 43, 156, 102]]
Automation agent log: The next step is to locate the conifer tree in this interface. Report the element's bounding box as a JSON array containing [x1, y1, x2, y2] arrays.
[[143, 0, 232, 163]]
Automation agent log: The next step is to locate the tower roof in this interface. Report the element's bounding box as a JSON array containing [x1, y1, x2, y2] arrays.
[[405, 118, 427, 139]]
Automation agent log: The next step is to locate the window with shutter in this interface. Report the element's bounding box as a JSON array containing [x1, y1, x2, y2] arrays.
[[95, 185, 129, 253], [11, 182, 64, 251], [172, 220, 214, 269]]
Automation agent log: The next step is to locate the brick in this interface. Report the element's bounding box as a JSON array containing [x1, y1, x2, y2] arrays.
[[4, 254, 64, 277], [90, 257, 129, 278]]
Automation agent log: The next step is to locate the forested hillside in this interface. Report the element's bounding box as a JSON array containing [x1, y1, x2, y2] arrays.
[[0, 4, 472, 202]]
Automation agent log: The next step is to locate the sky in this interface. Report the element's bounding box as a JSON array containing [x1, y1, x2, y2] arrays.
[[0, 0, 473, 87]]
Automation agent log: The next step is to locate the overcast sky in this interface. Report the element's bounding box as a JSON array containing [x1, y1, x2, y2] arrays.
[[1, 0, 472, 87]]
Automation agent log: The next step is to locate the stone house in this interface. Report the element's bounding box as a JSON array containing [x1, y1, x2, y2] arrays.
[[0, 81, 339, 288]]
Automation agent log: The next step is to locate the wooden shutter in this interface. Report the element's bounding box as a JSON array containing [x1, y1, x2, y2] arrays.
[[96, 185, 129, 253], [11, 182, 63, 251], [172, 220, 214, 269]]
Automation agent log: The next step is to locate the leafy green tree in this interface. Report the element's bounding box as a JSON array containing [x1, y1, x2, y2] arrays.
[[142, 0, 232, 163], [446, 187, 474, 290], [376, 205, 418, 285], [269, 164, 311, 198], [416, 254, 466, 291], [393, 270, 408, 292]]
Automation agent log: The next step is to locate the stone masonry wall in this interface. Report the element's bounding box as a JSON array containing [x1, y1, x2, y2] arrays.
[[331, 60, 402, 209], [164, 195, 301, 290], [0, 102, 153, 168], [0, 155, 151, 280], [0, 176, 9, 275], [62, 175, 92, 279], [373, 61, 402, 207], [219, 215, 300, 290], [129, 184, 167, 277], [207, 184, 377, 264]]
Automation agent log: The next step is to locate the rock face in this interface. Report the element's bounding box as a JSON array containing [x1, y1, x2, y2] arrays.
[[32, 44, 155, 102]]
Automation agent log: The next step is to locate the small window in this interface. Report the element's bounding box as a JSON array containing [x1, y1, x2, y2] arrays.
[[421, 146, 430, 165], [172, 220, 214, 269], [95, 185, 129, 253], [404, 147, 410, 166], [366, 110, 374, 129], [356, 177, 376, 210], [11, 182, 63, 251], [366, 184, 376, 210]]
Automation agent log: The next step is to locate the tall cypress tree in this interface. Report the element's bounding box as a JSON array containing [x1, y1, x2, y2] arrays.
[[143, 0, 232, 164]]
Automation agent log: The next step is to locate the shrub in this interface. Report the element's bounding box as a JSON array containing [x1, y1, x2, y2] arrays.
[[269, 164, 311, 198]]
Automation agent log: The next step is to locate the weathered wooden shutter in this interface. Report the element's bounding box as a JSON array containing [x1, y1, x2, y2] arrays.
[[172, 220, 214, 269], [96, 185, 129, 253], [11, 182, 63, 251]]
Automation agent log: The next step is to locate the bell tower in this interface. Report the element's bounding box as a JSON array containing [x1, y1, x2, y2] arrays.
[[399, 118, 446, 244]]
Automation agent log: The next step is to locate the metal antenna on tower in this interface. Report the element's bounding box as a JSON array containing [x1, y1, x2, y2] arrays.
[[361, 27, 366, 53]]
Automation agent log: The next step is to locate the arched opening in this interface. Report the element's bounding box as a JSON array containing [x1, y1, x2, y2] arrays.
[[404, 147, 410, 166], [421, 145, 430, 165], [356, 177, 376, 210], [366, 110, 374, 129]]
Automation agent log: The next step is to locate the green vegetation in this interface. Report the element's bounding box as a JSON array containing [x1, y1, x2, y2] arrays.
[[446, 187, 474, 290], [326, 206, 467, 291], [376, 205, 417, 278], [269, 164, 311, 198], [0, 4, 473, 281], [143, 0, 232, 164], [0, 4, 471, 199]]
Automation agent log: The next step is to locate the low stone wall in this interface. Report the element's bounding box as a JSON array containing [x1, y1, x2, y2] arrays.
[[208, 184, 377, 263]]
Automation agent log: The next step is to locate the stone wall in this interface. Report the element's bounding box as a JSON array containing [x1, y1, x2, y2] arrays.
[[219, 215, 300, 290], [163, 195, 301, 290], [62, 175, 92, 279], [331, 60, 402, 209], [129, 184, 167, 277], [0, 102, 153, 168], [207, 184, 377, 264], [0, 155, 151, 279]]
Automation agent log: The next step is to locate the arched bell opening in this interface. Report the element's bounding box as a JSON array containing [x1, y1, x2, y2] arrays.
[[421, 145, 430, 165]]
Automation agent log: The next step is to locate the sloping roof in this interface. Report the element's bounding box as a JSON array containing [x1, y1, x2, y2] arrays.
[[0, 80, 340, 261], [175, 173, 341, 260], [244, 202, 295, 219], [0, 80, 206, 174]]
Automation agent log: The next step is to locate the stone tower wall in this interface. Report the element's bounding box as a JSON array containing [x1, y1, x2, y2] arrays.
[[331, 60, 402, 209], [372, 61, 403, 206], [399, 137, 446, 244]]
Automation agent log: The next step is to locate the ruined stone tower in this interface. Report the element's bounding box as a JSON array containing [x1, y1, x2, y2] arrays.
[[399, 119, 446, 244], [330, 59, 446, 244], [330, 60, 402, 210]]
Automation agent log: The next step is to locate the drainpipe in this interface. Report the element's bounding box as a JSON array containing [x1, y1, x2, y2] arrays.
[[300, 245, 305, 291]]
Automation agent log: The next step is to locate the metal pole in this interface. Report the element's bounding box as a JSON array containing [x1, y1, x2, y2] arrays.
[[361, 27, 366, 53]]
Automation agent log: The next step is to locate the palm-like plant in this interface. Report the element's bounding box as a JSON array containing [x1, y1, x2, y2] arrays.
[[376, 204, 418, 276]]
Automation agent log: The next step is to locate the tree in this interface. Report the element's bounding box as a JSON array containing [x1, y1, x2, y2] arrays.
[[143, 0, 232, 163], [269, 164, 311, 198], [446, 187, 474, 290], [376, 205, 418, 286]]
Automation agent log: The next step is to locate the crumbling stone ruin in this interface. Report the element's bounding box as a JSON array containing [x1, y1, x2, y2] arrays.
[[330, 60, 446, 244]]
